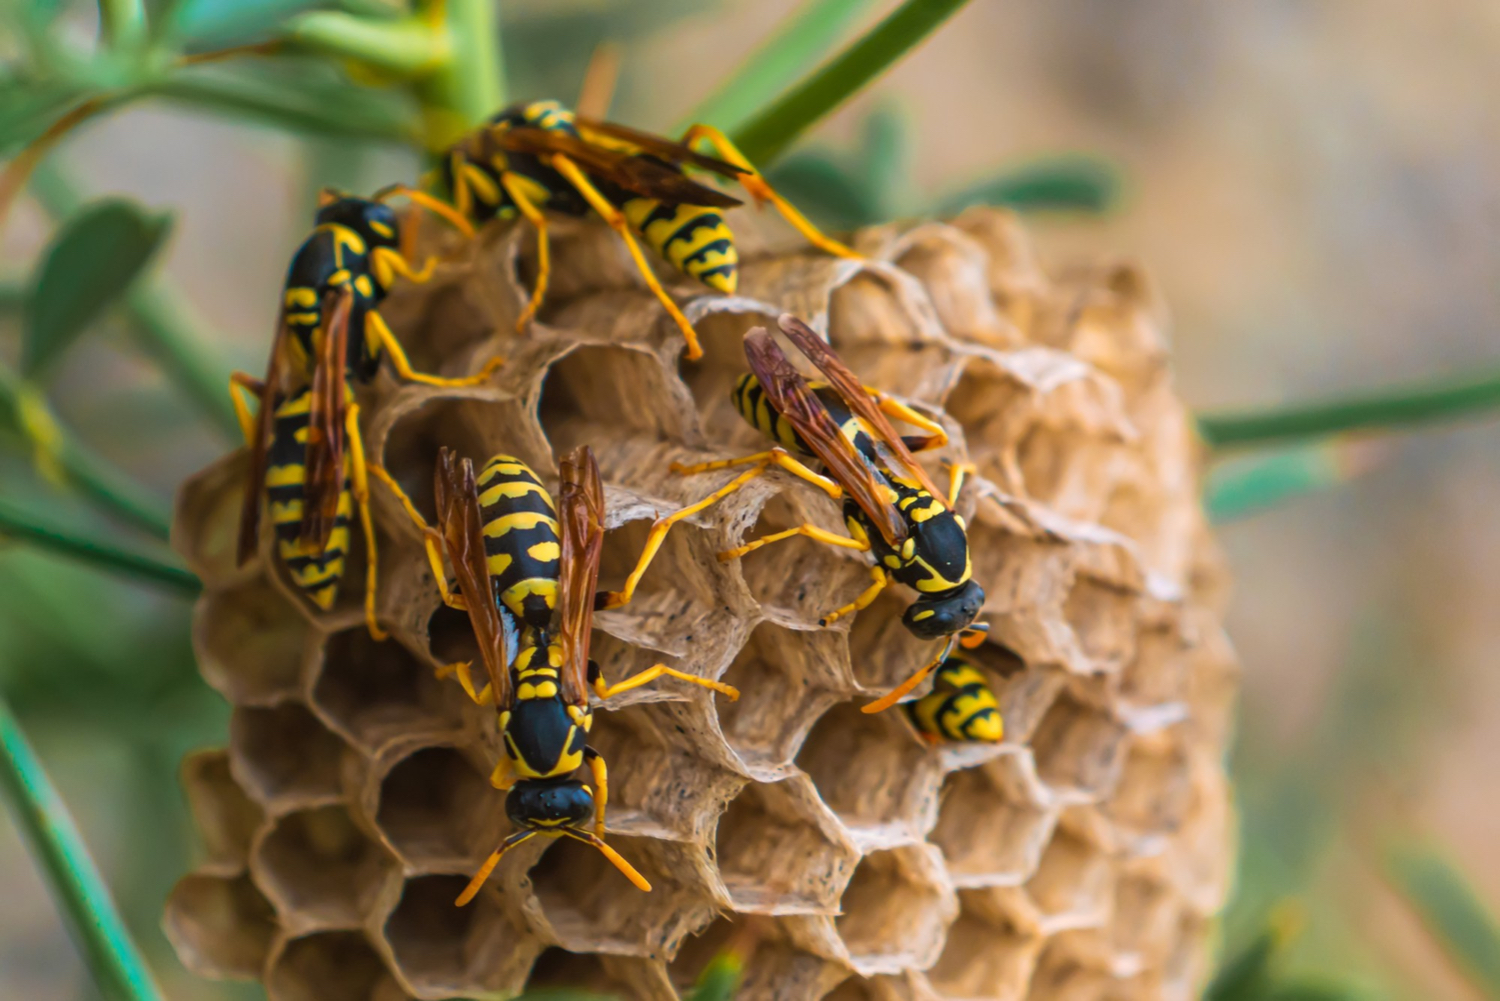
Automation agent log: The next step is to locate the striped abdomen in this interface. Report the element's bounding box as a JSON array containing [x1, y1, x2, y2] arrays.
[[477, 455, 560, 632], [622, 197, 738, 294], [731, 373, 873, 458], [905, 656, 1002, 743], [265, 388, 352, 610]]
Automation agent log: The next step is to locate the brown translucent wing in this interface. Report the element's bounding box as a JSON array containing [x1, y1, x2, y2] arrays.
[[434, 449, 514, 710], [236, 307, 293, 566], [744, 328, 908, 546], [298, 286, 352, 549], [495, 127, 743, 208], [555, 446, 605, 707], [574, 117, 746, 179], [777, 314, 947, 507]]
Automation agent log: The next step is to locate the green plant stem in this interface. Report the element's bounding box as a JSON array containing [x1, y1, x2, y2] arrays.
[[416, 0, 505, 147], [0, 693, 167, 1001], [680, 0, 877, 134], [97, 0, 148, 54], [1386, 844, 1500, 997], [283, 10, 448, 77], [1204, 438, 1378, 523], [28, 164, 239, 440], [0, 499, 198, 593], [731, 0, 973, 166], [1198, 367, 1500, 450]]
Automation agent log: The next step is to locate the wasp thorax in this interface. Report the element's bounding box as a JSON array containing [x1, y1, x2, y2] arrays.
[[312, 195, 401, 250], [903, 579, 985, 640], [506, 780, 594, 829]]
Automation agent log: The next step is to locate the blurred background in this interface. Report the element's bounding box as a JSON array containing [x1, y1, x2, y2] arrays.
[[2, 1, 1498, 999]]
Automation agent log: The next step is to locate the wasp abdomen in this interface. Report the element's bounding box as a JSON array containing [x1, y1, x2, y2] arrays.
[[266, 388, 352, 610], [622, 198, 738, 295], [905, 657, 1002, 743], [476, 456, 561, 630]]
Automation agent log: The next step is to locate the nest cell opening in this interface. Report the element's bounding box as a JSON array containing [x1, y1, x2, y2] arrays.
[[845, 587, 947, 698], [384, 874, 531, 998], [194, 580, 309, 706], [376, 745, 506, 869], [927, 892, 1043, 1001], [797, 701, 940, 835], [714, 779, 856, 914], [1102, 734, 1192, 851], [265, 931, 401, 1001], [931, 762, 1058, 888], [1029, 692, 1129, 802], [311, 628, 467, 754], [1022, 831, 1114, 935], [525, 946, 638, 998], [164, 873, 277, 980], [716, 623, 848, 776], [181, 750, 263, 870], [736, 490, 870, 626], [175, 453, 255, 586], [676, 307, 780, 440], [538, 344, 690, 455], [835, 847, 953, 974], [230, 702, 347, 807], [254, 805, 398, 926], [1063, 576, 1140, 676]]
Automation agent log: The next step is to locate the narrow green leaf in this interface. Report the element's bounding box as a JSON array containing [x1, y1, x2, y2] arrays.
[[98, 0, 149, 52], [0, 498, 199, 594], [1204, 438, 1385, 523], [1198, 367, 1500, 450], [731, 0, 974, 166], [416, 0, 505, 144], [169, 0, 323, 47], [763, 152, 879, 230], [859, 102, 908, 218], [935, 154, 1122, 215], [1386, 843, 1500, 997], [1206, 905, 1302, 1001], [23, 200, 173, 380], [0, 693, 167, 1001], [682, 0, 878, 134], [283, 9, 447, 78]]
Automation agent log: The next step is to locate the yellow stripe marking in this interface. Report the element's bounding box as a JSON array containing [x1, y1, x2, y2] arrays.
[[527, 540, 561, 562], [484, 511, 559, 537]]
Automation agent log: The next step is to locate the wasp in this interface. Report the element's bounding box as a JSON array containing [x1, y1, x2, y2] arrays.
[[230, 188, 501, 641], [905, 653, 1002, 744], [437, 99, 861, 359], [394, 446, 737, 905], [599, 313, 987, 713]]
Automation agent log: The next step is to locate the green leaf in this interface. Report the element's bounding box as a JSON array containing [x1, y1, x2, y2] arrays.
[[1198, 367, 1500, 450], [731, 0, 974, 166], [1204, 438, 1384, 523], [0, 693, 167, 1001], [23, 199, 172, 381], [1264, 984, 1370, 1001], [0, 498, 199, 594], [935, 154, 1122, 215], [686, 951, 744, 1001], [1206, 906, 1302, 1001], [169, 0, 324, 47], [763, 152, 879, 230], [284, 9, 448, 78], [859, 102, 908, 218], [682, 0, 878, 134], [1386, 843, 1500, 997]]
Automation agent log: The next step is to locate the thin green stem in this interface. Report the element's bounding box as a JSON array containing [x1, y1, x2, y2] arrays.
[[28, 164, 239, 440], [283, 10, 448, 77], [1204, 438, 1381, 524], [731, 0, 973, 166], [1198, 367, 1500, 450], [0, 499, 198, 593], [0, 693, 168, 1001], [417, 0, 505, 147], [97, 0, 148, 55], [680, 0, 877, 135]]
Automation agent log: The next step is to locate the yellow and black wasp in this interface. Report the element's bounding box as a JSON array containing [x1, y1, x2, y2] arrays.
[[599, 313, 987, 713], [905, 653, 1003, 745], [230, 188, 500, 640], [403, 446, 737, 905], [437, 99, 861, 359]]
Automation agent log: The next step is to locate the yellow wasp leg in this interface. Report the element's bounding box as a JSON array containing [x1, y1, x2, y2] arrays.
[[366, 309, 504, 387], [562, 829, 652, 892], [820, 565, 890, 627], [863, 633, 962, 715], [719, 523, 870, 562], [370, 245, 438, 289], [500, 172, 551, 333], [548, 154, 705, 361], [435, 661, 493, 704], [449, 151, 475, 219], [594, 664, 740, 702], [672, 447, 842, 500], [679, 124, 862, 261], [365, 463, 461, 609], [346, 404, 388, 642], [585, 747, 608, 839], [599, 448, 838, 611], [873, 392, 948, 452], [455, 828, 537, 906], [946, 462, 977, 507], [227, 371, 264, 445], [489, 753, 516, 791], [373, 183, 475, 239]]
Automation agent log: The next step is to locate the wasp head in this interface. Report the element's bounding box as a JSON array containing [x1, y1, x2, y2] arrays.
[[506, 779, 594, 832], [314, 192, 402, 250], [902, 578, 985, 641]]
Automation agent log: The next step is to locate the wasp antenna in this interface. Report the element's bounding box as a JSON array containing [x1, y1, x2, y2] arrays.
[[863, 633, 961, 714], [316, 187, 341, 208], [455, 829, 536, 906], [566, 830, 652, 891]]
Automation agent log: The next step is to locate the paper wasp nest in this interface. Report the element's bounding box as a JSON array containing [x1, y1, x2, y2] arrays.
[[165, 207, 1237, 1001]]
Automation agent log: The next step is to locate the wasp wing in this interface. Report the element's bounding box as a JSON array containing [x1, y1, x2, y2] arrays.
[[555, 446, 605, 708], [574, 117, 747, 179], [298, 286, 352, 549], [496, 127, 743, 209], [236, 306, 295, 566], [776, 313, 947, 507], [435, 448, 515, 710], [743, 327, 908, 546]]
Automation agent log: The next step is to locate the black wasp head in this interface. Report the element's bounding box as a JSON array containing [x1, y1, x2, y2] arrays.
[[506, 780, 594, 831], [314, 190, 402, 250], [902, 579, 985, 641]]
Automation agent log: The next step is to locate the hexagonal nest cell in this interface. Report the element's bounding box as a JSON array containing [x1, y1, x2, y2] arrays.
[[169, 208, 1237, 998]]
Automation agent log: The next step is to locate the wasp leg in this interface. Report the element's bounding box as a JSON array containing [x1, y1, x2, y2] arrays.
[[365, 309, 504, 388], [435, 660, 494, 704], [456, 828, 537, 906], [372, 183, 475, 240], [819, 565, 890, 627], [489, 753, 516, 791], [871, 391, 948, 453], [585, 746, 608, 839], [594, 664, 740, 702], [345, 404, 388, 642], [946, 461, 977, 507], [679, 124, 862, 261], [370, 245, 438, 290], [366, 463, 462, 610], [719, 523, 869, 562], [548, 154, 704, 361], [863, 633, 962, 715], [500, 172, 551, 333], [672, 447, 842, 499], [959, 622, 989, 649], [228, 372, 265, 445], [561, 829, 653, 892]]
